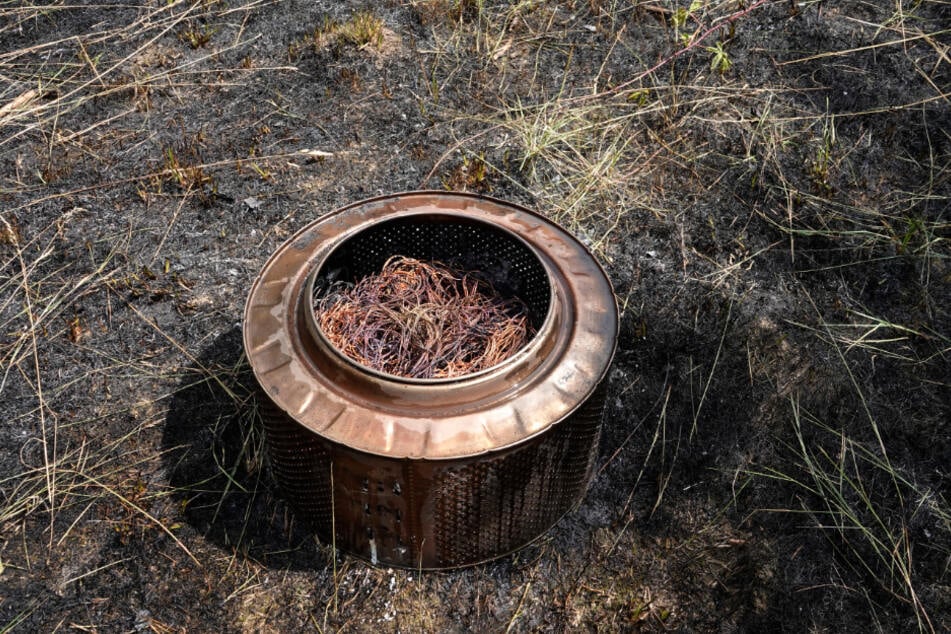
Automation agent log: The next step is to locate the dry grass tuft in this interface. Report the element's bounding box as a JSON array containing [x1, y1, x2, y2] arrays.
[[1, 0, 949, 631]]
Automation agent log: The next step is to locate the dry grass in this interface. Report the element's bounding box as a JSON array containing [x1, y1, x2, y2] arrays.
[[751, 392, 949, 633], [1, 0, 949, 631]]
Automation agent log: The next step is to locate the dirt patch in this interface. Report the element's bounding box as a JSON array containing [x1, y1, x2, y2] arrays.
[[1, 1, 948, 632]]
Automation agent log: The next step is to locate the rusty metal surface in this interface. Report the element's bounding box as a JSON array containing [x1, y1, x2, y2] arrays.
[[244, 191, 617, 568]]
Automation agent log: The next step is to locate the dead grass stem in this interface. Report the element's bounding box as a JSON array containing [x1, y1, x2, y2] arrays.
[[1, 0, 948, 629]]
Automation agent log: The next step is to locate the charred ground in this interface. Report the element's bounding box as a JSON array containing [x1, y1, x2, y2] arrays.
[[1, 1, 948, 632]]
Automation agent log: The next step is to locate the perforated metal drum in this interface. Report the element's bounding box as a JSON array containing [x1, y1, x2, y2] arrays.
[[244, 192, 617, 569]]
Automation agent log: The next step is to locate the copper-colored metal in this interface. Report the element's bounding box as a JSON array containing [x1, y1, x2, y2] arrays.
[[244, 191, 617, 569]]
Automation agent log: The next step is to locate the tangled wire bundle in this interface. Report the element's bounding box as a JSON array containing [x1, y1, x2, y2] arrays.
[[316, 256, 535, 379]]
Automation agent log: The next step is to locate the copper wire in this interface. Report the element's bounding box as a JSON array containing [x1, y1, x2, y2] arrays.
[[316, 256, 534, 379]]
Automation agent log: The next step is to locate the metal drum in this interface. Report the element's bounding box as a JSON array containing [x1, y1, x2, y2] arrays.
[[243, 191, 617, 569]]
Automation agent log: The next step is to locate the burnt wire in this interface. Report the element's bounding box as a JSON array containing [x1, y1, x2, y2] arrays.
[[316, 256, 534, 379]]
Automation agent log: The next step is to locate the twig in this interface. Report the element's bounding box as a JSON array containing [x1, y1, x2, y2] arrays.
[[505, 581, 532, 634]]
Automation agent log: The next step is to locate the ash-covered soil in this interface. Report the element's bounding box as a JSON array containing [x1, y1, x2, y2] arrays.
[[1, 1, 948, 632]]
